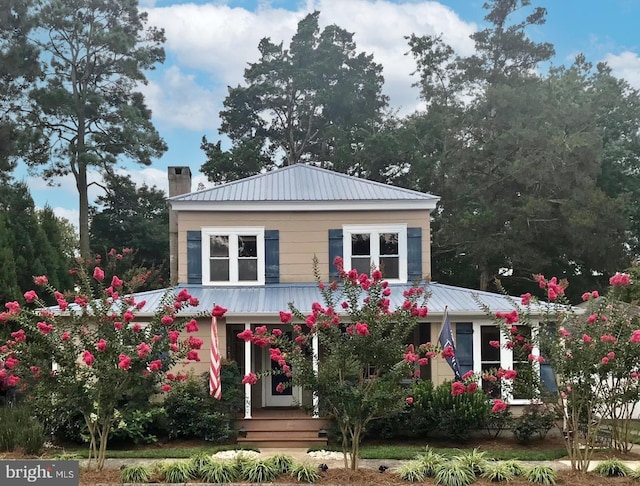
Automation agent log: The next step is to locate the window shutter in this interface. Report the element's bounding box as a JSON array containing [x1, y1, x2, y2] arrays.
[[187, 231, 202, 284], [540, 323, 558, 393], [265, 230, 280, 284], [407, 227, 422, 281], [455, 323, 474, 376], [328, 229, 343, 280]]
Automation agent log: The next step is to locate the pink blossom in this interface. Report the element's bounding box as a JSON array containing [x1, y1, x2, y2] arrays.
[[592, 291, 599, 298], [492, 399, 508, 413], [34, 275, 48, 286], [275, 382, 285, 393], [587, 314, 597, 323], [123, 310, 134, 322], [237, 329, 253, 342], [467, 383, 479, 394], [30, 366, 41, 378], [582, 334, 592, 343], [118, 354, 132, 370], [114, 321, 123, 330], [272, 328, 283, 337], [96, 339, 107, 352], [137, 343, 151, 359], [610, 272, 631, 287], [186, 336, 203, 349], [5, 301, 20, 314], [212, 305, 227, 317], [187, 350, 200, 361], [372, 269, 382, 281], [241, 373, 259, 385], [503, 369, 517, 380], [161, 315, 175, 326], [355, 322, 370, 336], [495, 310, 519, 324], [451, 381, 466, 396], [7, 375, 20, 387], [489, 340, 500, 349], [185, 319, 198, 332], [10, 330, 26, 343], [37, 321, 53, 335], [4, 357, 19, 369], [93, 266, 105, 281], [161, 384, 172, 393], [602, 357, 610, 365], [132, 323, 142, 333], [279, 311, 293, 324], [601, 334, 617, 343], [168, 330, 180, 344], [631, 330, 640, 343], [24, 290, 38, 303], [111, 276, 124, 288], [177, 288, 191, 302], [82, 350, 95, 366], [406, 397, 414, 405], [581, 292, 591, 302], [559, 328, 570, 338], [520, 293, 532, 305], [74, 295, 88, 307], [61, 331, 70, 341], [442, 346, 455, 359], [149, 360, 163, 372]]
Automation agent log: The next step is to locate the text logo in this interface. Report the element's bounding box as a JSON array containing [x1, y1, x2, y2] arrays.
[[0, 460, 78, 486]]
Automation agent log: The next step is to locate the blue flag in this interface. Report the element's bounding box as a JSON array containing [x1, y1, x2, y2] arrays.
[[438, 311, 461, 380]]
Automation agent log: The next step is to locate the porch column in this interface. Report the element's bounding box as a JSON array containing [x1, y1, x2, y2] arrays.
[[312, 332, 319, 418], [244, 323, 252, 419]]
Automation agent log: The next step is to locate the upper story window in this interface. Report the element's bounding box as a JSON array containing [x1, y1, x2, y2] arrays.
[[201, 227, 265, 285], [342, 224, 408, 282]]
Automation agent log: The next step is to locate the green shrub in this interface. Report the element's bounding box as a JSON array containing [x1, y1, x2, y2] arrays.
[[511, 402, 556, 444], [525, 465, 557, 484], [454, 448, 489, 475], [265, 454, 294, 474], [593, 459, 631, 477], [120, 464, 153, 483], [240, 459, 279, 482], [111, 407, 167, 445], [290, 462, 321, 483], [159, 461, 196, 483], [413, 380, 491, 441], [434, 460, 476, 486], [396, 460, 426, 482], [19, 422, 45, 455], [0, 406, 46, 454], [416, 447, 446, 477], [481, 461, 515, 482], [199, 460, 240, 483], [163, 363, 243, 442]]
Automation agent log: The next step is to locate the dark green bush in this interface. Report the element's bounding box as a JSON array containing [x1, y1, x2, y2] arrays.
[[511, 402, 556, 444], [413, 380, 491, 442], [164, 361, 243, 442], [0, 406, 46, 454]]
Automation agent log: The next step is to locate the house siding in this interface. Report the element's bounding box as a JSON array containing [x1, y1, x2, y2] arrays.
[[177, 210, 431, 284]]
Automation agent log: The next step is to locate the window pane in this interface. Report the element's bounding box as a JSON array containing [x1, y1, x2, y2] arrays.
[[380, 256, 399, 279], [481, 326, 501, 362], [352, 257, 371, 275], [210, 235, 229, 257], [351, 234, 370, 256], [379, 233, 398, 255], [238, 259, 257, 281], [238, 235, 257, 258], [210, 259, 229, 281]]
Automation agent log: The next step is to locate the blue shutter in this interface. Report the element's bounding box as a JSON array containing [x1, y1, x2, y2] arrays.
[[407, 227, 422, 281], [265, 230, 279, 284], [456, 323, 474, 376], [187, 231, 202, 284], [540, 323, 558, 394], [328, 229, 343, 280]]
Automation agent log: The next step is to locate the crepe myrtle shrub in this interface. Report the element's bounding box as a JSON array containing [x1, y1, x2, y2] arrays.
[[238, 256, 446, 470], [0, 251, 224, 471], [478, 271, 640, 472]]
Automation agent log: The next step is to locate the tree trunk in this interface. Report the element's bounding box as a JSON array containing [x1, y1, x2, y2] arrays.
[[77, 162, 90, 259]]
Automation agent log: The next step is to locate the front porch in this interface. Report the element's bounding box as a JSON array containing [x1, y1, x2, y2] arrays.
[[237, 408, 332, 448]]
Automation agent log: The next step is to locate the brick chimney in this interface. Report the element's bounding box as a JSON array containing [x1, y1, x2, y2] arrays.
[[168, 166, 192, 285]]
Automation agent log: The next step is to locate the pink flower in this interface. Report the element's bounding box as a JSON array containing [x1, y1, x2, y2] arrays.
[[7, 375, 20, 387], [610, 272, 631, 287], [11, 329, 26, 343], [185, 319, 198, 332], [168, 330, 180, 344], [118, 354, 132, 370], [212, 305, 227, 317], [275, 382, 285, 393], [237, 329, 254, 342], [581, 292, 591, 302], [93, 266, 105, 281], [30, 366, 41, 378], [161, 315, 175, 326], [34, 275, 48, 286], [132, 323, 142, 333], [37, 321, 53, 335], [503, 369, 517, 380], [160, 384, 172, 393], [602, 357, 610, 365], [442, 346, 455, 359], [123, 310, 134, 322], [61, 331, 70, 342], [489, 340, 500, 348], [406, 397, 414, 405], [451, 381, 466, 396], [137, 343, 151, 359], [631, 330, 640, 343], [372, 269, 382, 281], [520, 293, 532, 305], [592, 291, 599, 298], [355, 322, 370, 336], [272, 328, 283, 337], [82, 350, 95, 367], [5, 301, 20, 314], [241, 373, 259, 385], [177, 289, 191, 302], [187, 350, 200, 361], [495, 310, 519, 324], [111, 275, 124, 288], [4, 357, 19, 369], [587, 314, 597, 323], [492, 399, 508, 413], [582, 334, 592, 343], [149, 360, 163, 372], [24, 290, 38, 303], [114, 321, 123, 330], [96, 339, 107, 352], [559, 328, 570, 338], [467, 383, 478, 394]]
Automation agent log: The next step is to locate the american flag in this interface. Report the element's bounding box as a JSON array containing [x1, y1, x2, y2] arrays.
[[209, 315, 222, 399]]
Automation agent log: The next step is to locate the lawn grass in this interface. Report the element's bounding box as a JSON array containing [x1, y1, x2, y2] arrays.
[[57, 444, 258, 459]]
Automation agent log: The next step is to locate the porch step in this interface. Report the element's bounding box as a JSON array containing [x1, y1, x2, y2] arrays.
[[237, 412, 332, 450]]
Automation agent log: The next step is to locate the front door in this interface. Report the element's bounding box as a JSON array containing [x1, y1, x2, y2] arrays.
[[262, 347, 301, 407]]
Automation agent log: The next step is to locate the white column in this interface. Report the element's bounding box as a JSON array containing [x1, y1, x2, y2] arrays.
[[312, 332, 319, 418], [244, 323, 252, 419]]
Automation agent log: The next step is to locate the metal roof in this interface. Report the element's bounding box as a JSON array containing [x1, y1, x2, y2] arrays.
[[169, 164, 439, 210], [118, 282, 534, 319]]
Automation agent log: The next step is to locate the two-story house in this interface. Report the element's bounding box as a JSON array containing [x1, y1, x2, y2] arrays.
[[132, 164, 549, 447]]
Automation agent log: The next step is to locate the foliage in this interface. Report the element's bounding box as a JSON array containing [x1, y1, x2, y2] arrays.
[[163, 365, 243, 442], [433, 460, 476, 486], [453, 448, 488, 475], [480, 461, 515, 482], [592, 459, 632, 477], [239, 459, 279, 483], [199, 460, 240, 484], [90, 171, 169, 289], [0, 252, 212, 470], [0, 406, 45, 454], [479, 271, 640, 472], [239, 257, 440, 469], [289, 462, 321, 483], [266, 454, 295, 474], [120, 464, 153, 483], [159, 460, 196, 483], [524, 465, 557, 485], [412, 380, 492, 441], [110, 407, 167, 445], [485, 407, 512, 439], [202, 11, 387, 182], [416, 447, 446, 477], [510, 402, 557, 444], [18, 0, 166, 258], [395, 460, 426, 482]]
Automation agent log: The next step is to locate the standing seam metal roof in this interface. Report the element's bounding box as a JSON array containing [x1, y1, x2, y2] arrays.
[[169, 164, 440, 203]]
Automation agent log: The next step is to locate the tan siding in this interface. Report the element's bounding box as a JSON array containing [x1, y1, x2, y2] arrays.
[[177, 210, 431, 283]]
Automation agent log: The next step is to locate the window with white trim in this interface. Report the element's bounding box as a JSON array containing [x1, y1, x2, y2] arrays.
[[473, 322, 540, 404], [201, 228, 265, 285], [342, 224, 407, 282]]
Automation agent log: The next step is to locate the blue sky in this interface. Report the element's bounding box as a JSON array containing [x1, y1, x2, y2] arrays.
[[18, 0, 640, 228]]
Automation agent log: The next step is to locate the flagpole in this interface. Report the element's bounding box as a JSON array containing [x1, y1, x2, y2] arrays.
[[209, 314, 222, 400]]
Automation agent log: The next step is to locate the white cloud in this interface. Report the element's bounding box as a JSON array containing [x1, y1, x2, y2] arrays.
[[116, 166, 212, 195], [51, 207, 80, 231], [604, 51, 640, 89]]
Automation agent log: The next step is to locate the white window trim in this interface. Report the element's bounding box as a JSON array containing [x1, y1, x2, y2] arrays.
[[201, 227, 265, 286], [342, 224, 408, 283], [472, 320, 540, 405]]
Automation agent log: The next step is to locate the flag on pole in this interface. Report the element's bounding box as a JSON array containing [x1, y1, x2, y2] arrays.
[[209, 315, 222, 400], [438, 308, 461, 380]]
